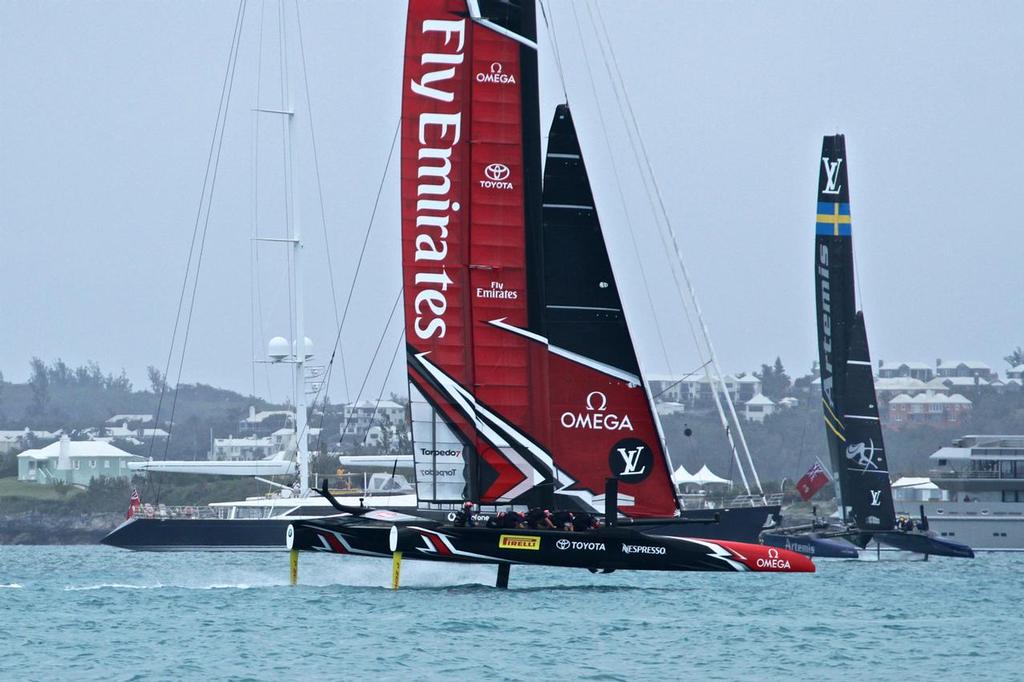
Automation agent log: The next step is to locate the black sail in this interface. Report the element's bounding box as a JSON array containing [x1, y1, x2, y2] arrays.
[[814, 134, 856, 521], [813, 134, 895, 531], [540, 105, 639, 374], [842, 312, 897, 529]]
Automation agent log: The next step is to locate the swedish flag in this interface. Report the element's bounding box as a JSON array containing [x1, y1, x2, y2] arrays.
[[816, 201, 851, 237]]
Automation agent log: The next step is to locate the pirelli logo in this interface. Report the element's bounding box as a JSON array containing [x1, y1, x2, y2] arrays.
[[498, 534, 541, 550]]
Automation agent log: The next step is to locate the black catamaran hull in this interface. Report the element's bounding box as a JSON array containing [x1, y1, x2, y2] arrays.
[[100, 504, 780, 551], [760, 532, 860, 559], [288, 518, 815, 573], [761, 529, 975, 559], [100, 517, 313, 552]]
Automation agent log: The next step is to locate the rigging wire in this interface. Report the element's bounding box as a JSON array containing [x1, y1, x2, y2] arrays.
[[302, 118, 402, 449], [162, 0, 249, 463], [538, 0, 568, 104], [587, 1, 762, 497], [148, 0, 247, 470], [649, 360, 712, 400], [566, 2, 676, 380], [334, 288, 404, 448], [294, 0, 350, 402], [357, 324, 407, 451]]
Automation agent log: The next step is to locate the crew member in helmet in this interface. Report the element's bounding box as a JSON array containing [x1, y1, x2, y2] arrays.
[[526, 507, 557, 529], [502, 510, 526, 529], [453, 500, 476, 527], [551, 510, 575, 531], [486, 511, 506, 529]]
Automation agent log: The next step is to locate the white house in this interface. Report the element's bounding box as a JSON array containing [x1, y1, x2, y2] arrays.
[[341, 400, 407, 440], [210, 436, 277, 462], [936, 360, 996, 381], [0, 428, 58, 455], [17, 436, 142, 487], [877, 361, 934, 381], [743, 394, 776, 423]]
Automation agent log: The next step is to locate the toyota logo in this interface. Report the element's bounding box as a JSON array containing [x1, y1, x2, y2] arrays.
[[484, 163, 510, 181], [556, 538, 570, 550]]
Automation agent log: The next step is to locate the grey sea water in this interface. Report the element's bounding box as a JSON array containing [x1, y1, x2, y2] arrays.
[[0, 546, 1020, 681]]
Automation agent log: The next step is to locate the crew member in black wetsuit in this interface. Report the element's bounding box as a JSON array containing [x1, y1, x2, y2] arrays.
[[526, 508, 556, 529], [453, 500, 475, 527], [551, 510, 574, 531], [572, 513, 600, 531]]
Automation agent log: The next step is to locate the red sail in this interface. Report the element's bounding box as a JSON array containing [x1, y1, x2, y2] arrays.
[[403, 0, 549, 505], [403, 0, 477, 503], [466, 19, 543, 503]]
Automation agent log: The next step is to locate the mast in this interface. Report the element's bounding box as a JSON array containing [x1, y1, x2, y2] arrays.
[[814, 134, 856, 522], [281, 0, 308, 496]]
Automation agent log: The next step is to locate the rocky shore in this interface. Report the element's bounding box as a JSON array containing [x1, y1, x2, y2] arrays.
[[0, 511, 122, 544]]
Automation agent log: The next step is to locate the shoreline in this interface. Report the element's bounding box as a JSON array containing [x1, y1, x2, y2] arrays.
[[0, 511, 121, 545]]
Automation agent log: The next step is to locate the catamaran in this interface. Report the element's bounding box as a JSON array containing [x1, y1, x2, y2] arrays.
[[286, 0, 814, 582], [761, 135, 973, 559]]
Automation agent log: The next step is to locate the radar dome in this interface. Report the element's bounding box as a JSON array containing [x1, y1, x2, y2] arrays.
[[293, 336, 314, 360], [268, 336, 289, 362]]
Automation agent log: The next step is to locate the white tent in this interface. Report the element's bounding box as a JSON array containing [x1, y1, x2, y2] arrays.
[[672, 465, 698, 485], [692, 464, 732, 486]]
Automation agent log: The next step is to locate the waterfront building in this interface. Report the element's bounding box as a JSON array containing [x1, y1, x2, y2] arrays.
[[16, 436, 142, 487]]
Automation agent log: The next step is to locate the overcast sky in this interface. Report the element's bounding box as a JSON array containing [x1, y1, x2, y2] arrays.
[[2, 1, 1022, 404]]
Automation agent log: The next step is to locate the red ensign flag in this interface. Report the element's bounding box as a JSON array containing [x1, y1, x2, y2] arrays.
[[126, 488, 141, 519], [796, 461, 830, 501]]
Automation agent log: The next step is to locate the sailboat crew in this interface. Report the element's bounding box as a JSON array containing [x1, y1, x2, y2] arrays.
[[453, 500, 476, 527]]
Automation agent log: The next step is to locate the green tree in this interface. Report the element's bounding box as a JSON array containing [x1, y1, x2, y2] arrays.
[[1005, 346, 1024, 368], [147, 365, 167, 394], [28, 357, 50, 417], [756, 357, 792, 401]]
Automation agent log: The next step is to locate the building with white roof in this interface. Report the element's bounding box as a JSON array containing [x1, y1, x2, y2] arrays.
[[936, 359, 996, 382], [270, 427, 322, 451], [210, 436, 278, 462], [887, 391, 972, 427], [0, 428, 58, 455], [105, 414, 153, 426], [743, 393, 776, 423], [238, 406, 294, 436], [647, 374, 762, 409], [877, 361, 935, 382], [17, 436, 143, 486], [874, 376, 945, 402], [341, 400, 407, 440]]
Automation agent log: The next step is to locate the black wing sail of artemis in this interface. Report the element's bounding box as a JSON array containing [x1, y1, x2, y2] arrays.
[[840, 312, 897, 530], [814, 134, 857, 522]]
